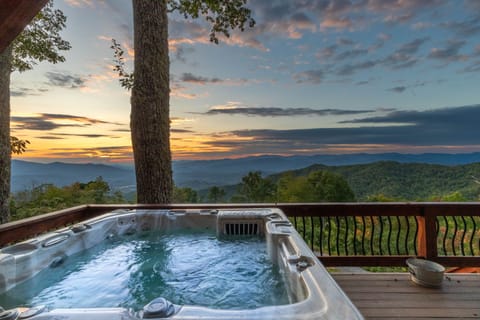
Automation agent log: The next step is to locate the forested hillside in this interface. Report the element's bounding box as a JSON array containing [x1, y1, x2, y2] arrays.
[[270, 161, 480, 201], [11, 161, 480, 216]]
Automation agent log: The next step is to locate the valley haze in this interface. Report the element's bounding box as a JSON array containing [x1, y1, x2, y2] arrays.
[[11, 153, 480, 193]]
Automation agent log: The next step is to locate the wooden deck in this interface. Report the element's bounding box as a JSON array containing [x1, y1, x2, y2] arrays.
[[332, 273, 480, 319]]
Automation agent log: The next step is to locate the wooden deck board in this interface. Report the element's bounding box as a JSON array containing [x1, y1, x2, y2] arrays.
[[332, 273, 480, 319]]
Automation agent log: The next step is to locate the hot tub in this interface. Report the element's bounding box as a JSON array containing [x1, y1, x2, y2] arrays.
[[0, 208, 363, 319]]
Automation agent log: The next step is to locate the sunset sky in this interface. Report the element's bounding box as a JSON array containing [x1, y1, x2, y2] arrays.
[[10, 0, 480, 163]]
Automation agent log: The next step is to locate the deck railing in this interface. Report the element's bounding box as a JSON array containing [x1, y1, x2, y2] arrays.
[[1, 203, 480, 267]]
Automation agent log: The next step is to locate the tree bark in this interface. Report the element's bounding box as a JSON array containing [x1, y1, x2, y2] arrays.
[[131, 0, 172, 203], [0, 45, 12, 223]]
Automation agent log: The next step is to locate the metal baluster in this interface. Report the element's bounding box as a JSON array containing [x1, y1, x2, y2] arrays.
[[471, 216, 477, 256], [370, 216, 375, 255], [452, 216, 458, 256], [344, 216, 349, 256], [378, 216, 384, 256], [310, 216, 315, 252], [353, 216, 358, 255], [413, 216, 419, 256], [395, 215, 401, 254], [319, 216, 324, 256], [335, 216, 340, 255], [460, 216, 467, 256], [361, 216, 366, 255], [442, 216, 449, 256], [327, 217, 332, 256], [404, 216, 410, 255], [387, 216, 392, 255], [302, 216, 306, 240]]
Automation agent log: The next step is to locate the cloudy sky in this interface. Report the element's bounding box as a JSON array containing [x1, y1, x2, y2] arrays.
[[10, 0, 480, 163]]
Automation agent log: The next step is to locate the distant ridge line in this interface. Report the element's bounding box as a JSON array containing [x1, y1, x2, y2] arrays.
[[11, 152, 480, 193]]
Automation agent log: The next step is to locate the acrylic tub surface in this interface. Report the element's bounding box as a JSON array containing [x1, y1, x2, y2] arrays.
[[0, 208, 363, 320]]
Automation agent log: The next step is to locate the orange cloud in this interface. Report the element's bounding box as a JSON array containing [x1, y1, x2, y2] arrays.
[[320, 16, 352, 30], [64, 0, 95, 8]]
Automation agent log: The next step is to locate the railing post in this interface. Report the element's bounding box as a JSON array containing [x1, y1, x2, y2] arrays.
[[416, 212, 427, 258], [416, 206, 438, 260]]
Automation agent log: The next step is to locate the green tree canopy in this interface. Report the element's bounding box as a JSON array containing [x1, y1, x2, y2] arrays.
[[236, 171, 276, 203], [277, 170, 355, 202], [277, 173, 311, 202], [173, 186, 199, 203], [12, 1, 70, 72], [207, 186, 226, 203], [167, 0, 255, 44], [307, 170, 355, 202], [11, 177, 124, 221]]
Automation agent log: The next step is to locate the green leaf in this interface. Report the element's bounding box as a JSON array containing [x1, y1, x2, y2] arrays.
[[12, 0, 71, 72]]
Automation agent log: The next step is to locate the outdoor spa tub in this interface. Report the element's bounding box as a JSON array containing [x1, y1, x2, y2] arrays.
[[0, 208, 363, 319]]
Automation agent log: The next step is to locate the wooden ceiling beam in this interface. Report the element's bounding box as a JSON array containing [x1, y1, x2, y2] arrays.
[[0, 0, 49, 53]]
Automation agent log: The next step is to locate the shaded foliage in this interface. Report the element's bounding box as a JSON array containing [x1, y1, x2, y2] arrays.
[[111, 39, 134, 90], [277, 170, 355, 202], [230, 170, 354, 203], [366, 193, 400, 202], [11, 0, 71, 72], [233, 171, 276, 203], [167, 0, 255, 43], [306, 170, 355, 202], [11, 177, 125, 221], [207, 186, 226, 203], [10, 136, 30, 155], [173, 186, 199, 203]]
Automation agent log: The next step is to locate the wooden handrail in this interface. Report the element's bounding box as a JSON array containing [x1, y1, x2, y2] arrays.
[[2, 203, 480, 267]]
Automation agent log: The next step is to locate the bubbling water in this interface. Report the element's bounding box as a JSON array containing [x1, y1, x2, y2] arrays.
[[0, 231, 289, 310]]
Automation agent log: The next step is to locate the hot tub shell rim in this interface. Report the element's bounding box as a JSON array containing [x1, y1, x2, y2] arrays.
[[0, 208, 363, 320]]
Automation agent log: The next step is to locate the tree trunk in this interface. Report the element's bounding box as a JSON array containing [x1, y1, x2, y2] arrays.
[[131, 0, 172, 203], [0, 45, 12, 223]]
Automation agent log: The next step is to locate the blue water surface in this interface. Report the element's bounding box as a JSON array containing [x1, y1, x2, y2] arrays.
[[0, 231, 289, 310]]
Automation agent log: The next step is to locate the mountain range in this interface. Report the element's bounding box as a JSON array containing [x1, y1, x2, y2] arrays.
[[11, 152, 480, 193], [11, 160, 136, 193]]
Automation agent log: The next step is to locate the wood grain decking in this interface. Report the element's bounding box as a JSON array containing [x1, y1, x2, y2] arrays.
[[332, 273, 480, 319]]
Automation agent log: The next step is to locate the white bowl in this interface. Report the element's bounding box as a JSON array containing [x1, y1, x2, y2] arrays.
[[406, 258, 445, 288]]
